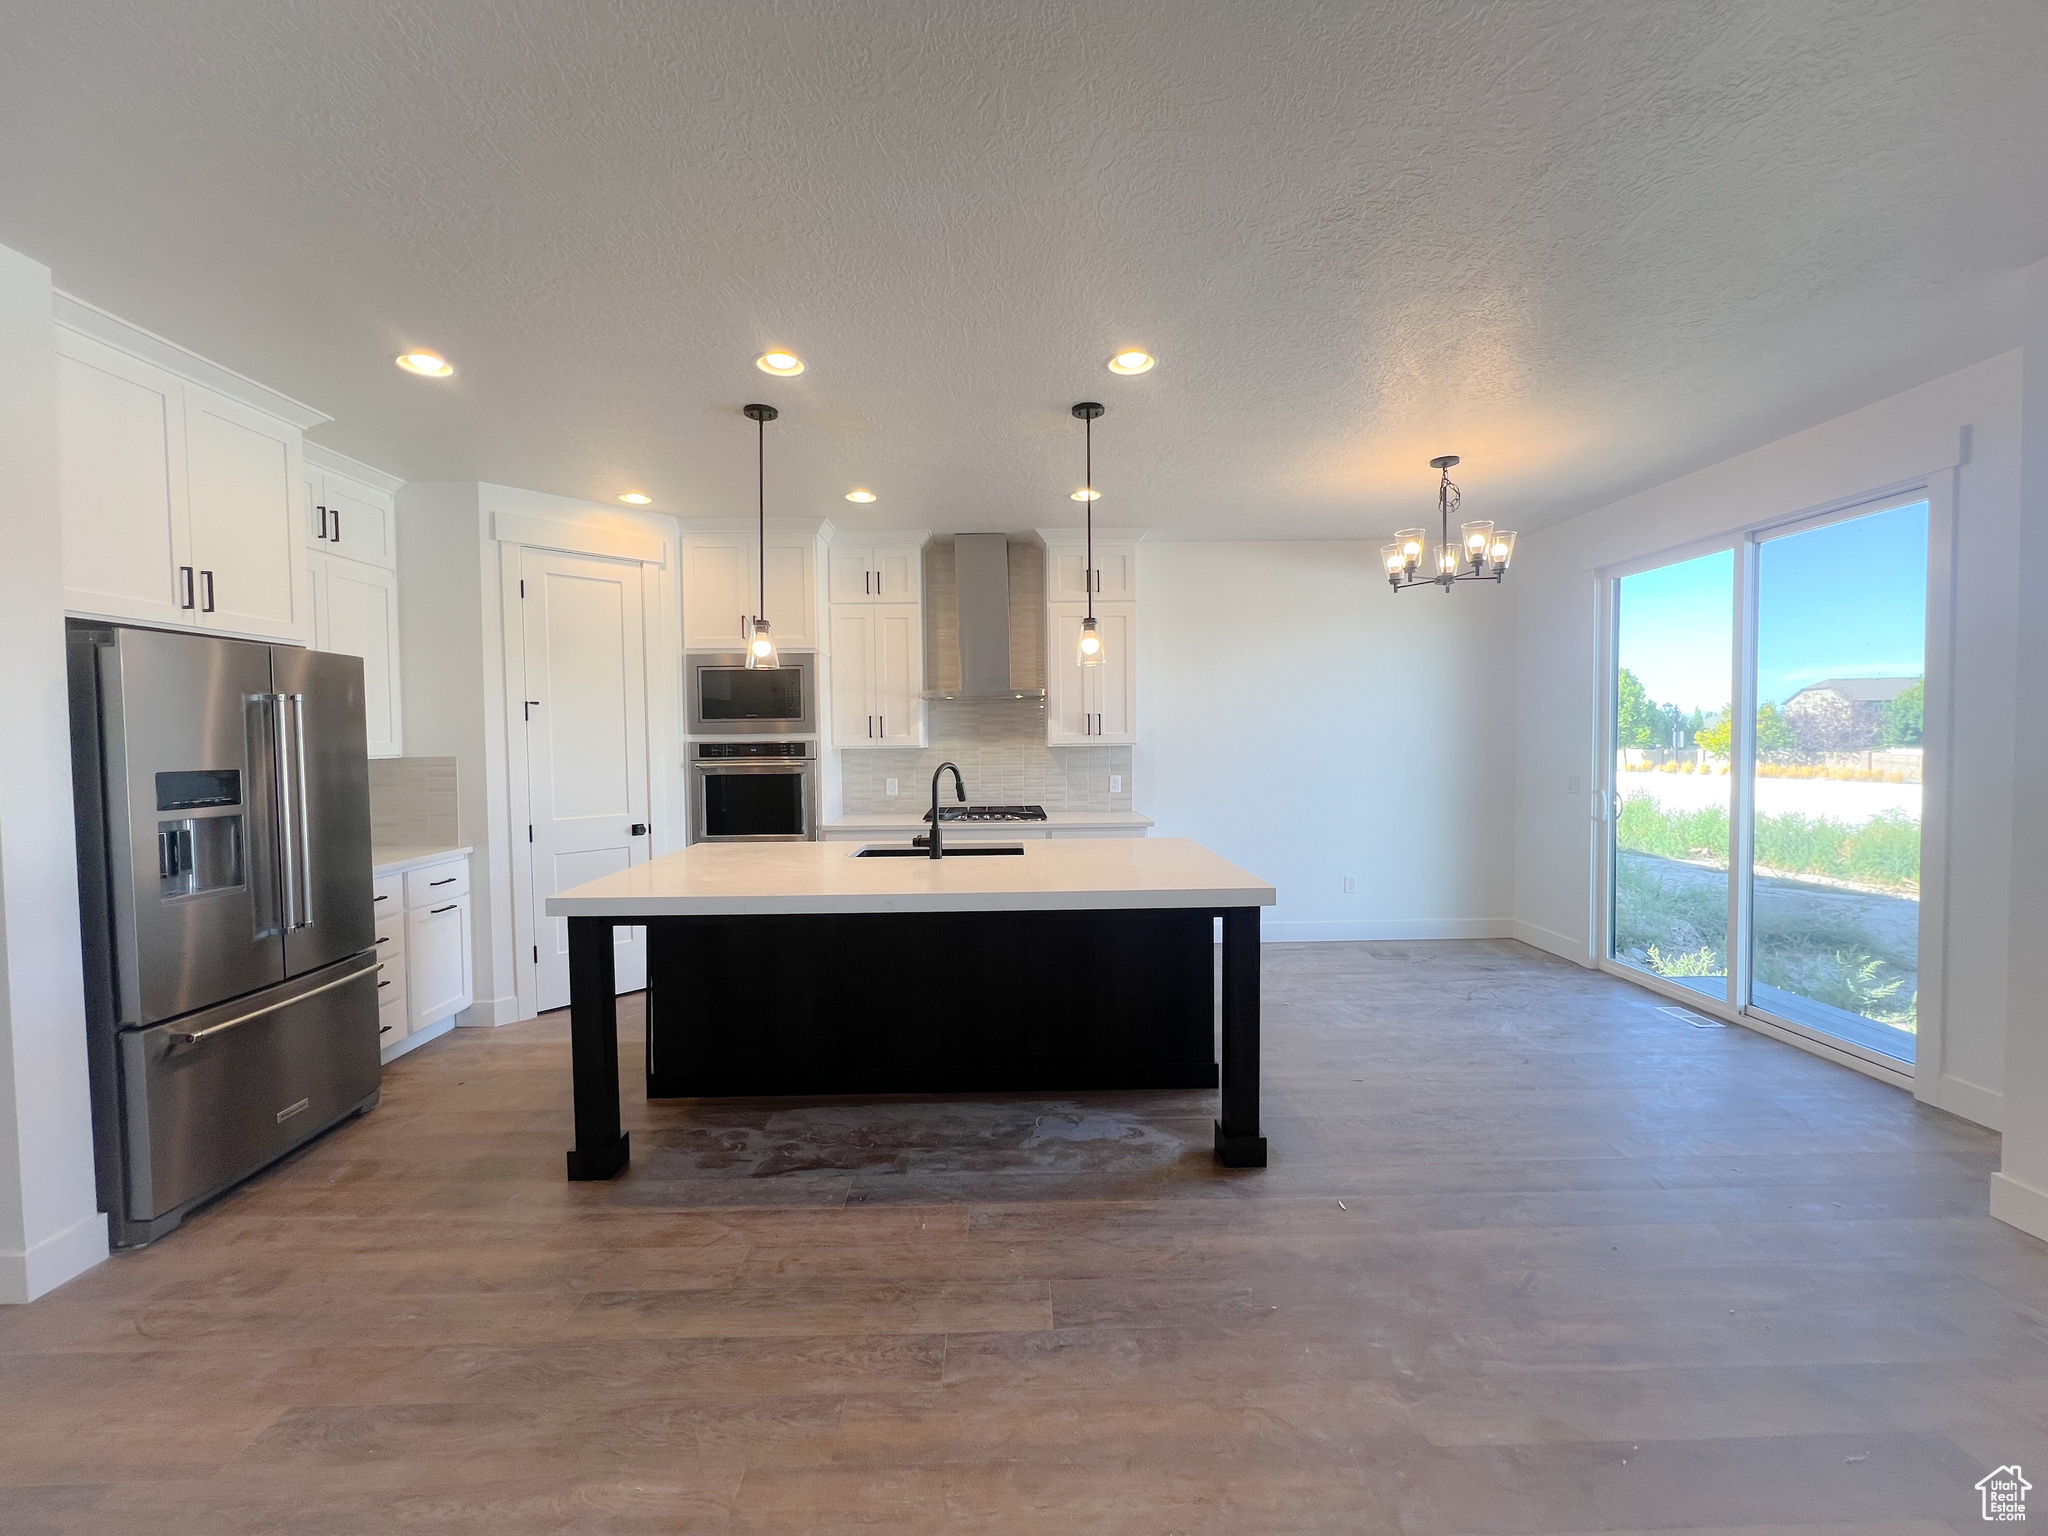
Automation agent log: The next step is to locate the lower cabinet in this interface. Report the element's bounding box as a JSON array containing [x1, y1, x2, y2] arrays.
[[372, 854, 474, 1062]]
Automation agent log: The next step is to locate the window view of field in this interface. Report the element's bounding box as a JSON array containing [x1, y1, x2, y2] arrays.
[[1611, 501, 1928, 1063]]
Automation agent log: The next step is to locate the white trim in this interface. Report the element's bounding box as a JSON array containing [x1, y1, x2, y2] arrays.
[[1990, 1172, 2048, 1242], [1513, 919, 1593, 965], [1930, 1074, 2003, 1132], [51, 290, 331, 429], [304, 441, 404, 494], [1913, 469, 1960, 1112], [1036, 526, 1149, 545], [381, 1013, 455, 1061], [1260, 918, 1512, 943], [0, 1210, 108, 1305], [679, 516, 837, 540], [492, 510, 668, 567]]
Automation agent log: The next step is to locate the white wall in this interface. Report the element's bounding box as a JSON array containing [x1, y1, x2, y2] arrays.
[[1510, 352, 2023, 1130], [1136, 540, 1517, 942], [0, 241, 107, 1302], [1992, 262, 2048, 1240], [396, 483, 683, 1024]]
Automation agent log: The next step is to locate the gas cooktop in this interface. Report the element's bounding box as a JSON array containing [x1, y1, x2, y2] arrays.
[[922, 804, 1049, 823]]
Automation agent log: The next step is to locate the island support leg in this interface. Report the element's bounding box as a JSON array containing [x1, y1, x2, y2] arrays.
[[566, 917, 630, 1180], [1214, 905, 1268, 1167]]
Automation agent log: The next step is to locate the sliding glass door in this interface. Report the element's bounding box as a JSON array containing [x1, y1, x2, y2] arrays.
[[1611, 551, 1734, 1001], [1605, 494, 1930, 1069]]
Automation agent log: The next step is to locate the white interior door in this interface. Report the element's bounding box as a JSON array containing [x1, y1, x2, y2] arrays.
[[521, 548, 652, 1010]]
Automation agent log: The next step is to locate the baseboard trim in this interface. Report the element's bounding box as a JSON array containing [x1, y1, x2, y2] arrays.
[[1258, 918, 1513, 944], [1512, 919, 1593, 967], [1929, 1074, 2003, 1132], [1990, 1172, 2048, 1242], [456, 993, 521, 1028], [0, 1208, 109, 1305]]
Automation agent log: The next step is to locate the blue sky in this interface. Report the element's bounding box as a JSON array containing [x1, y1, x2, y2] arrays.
[[1617, 500, 1928, 712]]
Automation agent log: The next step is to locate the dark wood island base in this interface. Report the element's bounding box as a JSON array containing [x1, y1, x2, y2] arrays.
[[563, 904, 1266, 1178]]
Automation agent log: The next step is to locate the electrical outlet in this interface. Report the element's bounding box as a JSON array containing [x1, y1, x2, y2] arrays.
[[1109, 774, 1123, 794], [885, 777, 899, 797], [1565, 774, 1580, 794], [1342, 875, 1357, 894]]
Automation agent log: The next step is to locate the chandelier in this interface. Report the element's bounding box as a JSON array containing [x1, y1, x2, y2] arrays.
[[1383, 455, 1515, 591]]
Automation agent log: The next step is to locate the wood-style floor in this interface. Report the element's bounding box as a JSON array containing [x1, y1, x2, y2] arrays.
[[3, 939, 2043, 1533]]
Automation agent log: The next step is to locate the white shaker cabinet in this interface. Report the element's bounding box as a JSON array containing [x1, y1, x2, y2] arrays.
[[373, 852, 474, 1062], [1046, 602, 1136, 744], [829, 542, 922, 604], [831, 602, 924, 747], [185, 387, 307, 639], [54, 304, 323, 646], [53, 330, 194, 629], [307, 552, 404, 758], [682, 529, 818, 650], [305, 464, 397, 569], [1047, 540, 1138, 603]]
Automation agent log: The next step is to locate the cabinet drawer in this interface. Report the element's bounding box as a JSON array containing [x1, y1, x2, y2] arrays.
[[374, 910, 406, 976], [404, 860, 469, 908], [378, 990, 409, 1052], [372, 872, 403, 912]]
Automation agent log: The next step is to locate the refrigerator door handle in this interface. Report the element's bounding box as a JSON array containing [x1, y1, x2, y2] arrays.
[[269, 692, 297, 931], [168, 962, 372, 1047], [289, 692, 313, 928]]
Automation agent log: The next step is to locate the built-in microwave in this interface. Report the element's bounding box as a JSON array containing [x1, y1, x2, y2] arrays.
[[686, 650, 817, 736]]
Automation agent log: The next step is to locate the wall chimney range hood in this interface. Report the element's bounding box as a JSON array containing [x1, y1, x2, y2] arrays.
[[926, 533, 1045, 700]]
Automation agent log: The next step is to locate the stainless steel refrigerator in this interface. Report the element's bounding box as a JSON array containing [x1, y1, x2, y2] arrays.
[[67, 622, 382, 1247]]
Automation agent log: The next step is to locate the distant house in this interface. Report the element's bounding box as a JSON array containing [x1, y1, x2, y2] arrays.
[[1781, 676, 1920, 752]]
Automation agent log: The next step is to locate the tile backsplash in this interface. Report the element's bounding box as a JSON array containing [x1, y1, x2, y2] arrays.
[[368, 756, 460, 848], [838, 698, 1132, 814]]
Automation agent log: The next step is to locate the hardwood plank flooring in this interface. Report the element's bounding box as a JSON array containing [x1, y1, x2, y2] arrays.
[[2, 938, 2042, 1533]]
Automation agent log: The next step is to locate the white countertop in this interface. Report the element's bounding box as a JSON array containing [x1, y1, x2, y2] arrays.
[[821, 809, 1155, 833], [372, 844, 473, 876], [544, 837, 1273, 918]]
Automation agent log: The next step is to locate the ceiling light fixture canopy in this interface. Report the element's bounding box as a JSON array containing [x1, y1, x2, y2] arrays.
[[1383, 456, 1515, 592], [755, 349, 805, 376], [1072, 402, 1107, 668], [1107, 349, 1155, 375], [395, 350, 453, 377], [743, 403, 780, 669]]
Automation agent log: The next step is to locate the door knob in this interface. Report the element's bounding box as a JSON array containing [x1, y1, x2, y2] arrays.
[[630, 823, 649, 837]]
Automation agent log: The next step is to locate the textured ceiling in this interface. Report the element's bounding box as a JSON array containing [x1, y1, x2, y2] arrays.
[[3, 1, 2045, 538]]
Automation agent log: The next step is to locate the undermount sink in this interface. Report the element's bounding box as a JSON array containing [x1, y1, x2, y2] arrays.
[[853, 844, 1027, 858]]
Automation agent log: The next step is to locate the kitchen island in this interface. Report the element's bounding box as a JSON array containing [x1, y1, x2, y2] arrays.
[[544, 837, 1276, 1178]]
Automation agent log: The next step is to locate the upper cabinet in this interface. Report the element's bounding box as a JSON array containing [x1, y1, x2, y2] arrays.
[[829, 541, 922, 604], [682, 525, 820, 651], [1038, 531, 1143, 746], [54, 298, 328, 646], [1047, 539, 1138, 603], [301, 445, 407, 758]]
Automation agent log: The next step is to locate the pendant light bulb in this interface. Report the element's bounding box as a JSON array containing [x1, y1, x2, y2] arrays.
[[746, 617, 779, 671], [1077, 614, 1105, 668]]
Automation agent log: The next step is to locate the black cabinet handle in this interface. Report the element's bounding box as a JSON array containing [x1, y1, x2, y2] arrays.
[[429, 876, 456, 886], [373, 893, 389, 902], [331, 507, 341, 543], [376, 934, 391, 944], [430, 902, 459, 914], [316, 504, 328, 540], [200, 570, 215, 612], [179, 566, 195, 609]]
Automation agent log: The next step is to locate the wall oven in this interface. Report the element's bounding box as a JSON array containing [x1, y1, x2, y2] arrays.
[[691, 741, 817, 842], [687, 650, 817, 737]]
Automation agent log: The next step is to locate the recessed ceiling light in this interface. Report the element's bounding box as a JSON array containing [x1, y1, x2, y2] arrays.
[[395, 350, 454, 377], [1107, 349, 1155, 375], [1070, 487, 1101, 502], [619, 492, 652, 505], [844, 489, 876, 503], [756, 349, 805, 376]]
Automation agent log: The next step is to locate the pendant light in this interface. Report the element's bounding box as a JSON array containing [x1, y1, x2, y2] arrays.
[[1382, 455, 1515, 593], [742, 403, 780, 669], [1071, 401, 1107, 667]]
